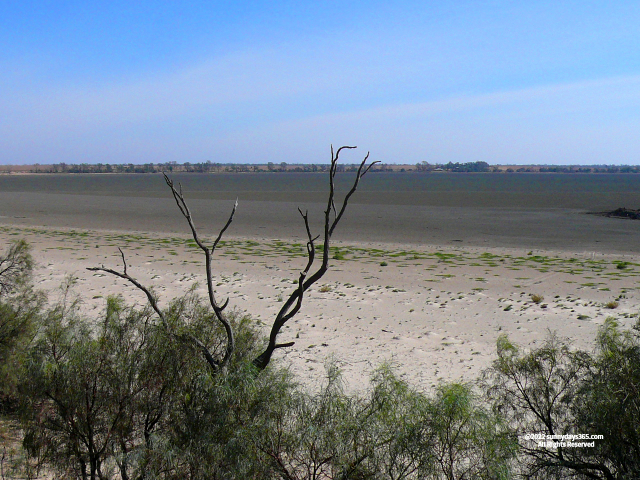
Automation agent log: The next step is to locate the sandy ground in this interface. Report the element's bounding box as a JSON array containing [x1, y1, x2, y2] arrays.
[[2, 223, 638, 391]]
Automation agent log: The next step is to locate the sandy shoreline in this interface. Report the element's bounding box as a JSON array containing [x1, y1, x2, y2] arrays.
[[2, 223, 638, 391]]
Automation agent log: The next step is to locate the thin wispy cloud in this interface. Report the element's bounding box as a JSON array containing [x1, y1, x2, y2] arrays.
[[1, 1, 639, 164], [221, 75, 640, 164]]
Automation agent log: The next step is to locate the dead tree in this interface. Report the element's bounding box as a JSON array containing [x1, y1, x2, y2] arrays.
[[89, 146, 378, 372]]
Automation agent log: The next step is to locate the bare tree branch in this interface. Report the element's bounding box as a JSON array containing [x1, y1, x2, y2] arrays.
[[162, 172, 236, 369], [253, 146, 378, 370], [89, 249, 163, 322], [87, 249, 221, 372], [90, 145, 375, 375]]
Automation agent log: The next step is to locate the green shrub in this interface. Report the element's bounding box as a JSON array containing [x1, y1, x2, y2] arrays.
[[256, 364, 515, 480], [0, 240, 34, 297], [530, 293, 544, 304], [332, 248, 346, 260], [485, 321, 640, 479], [0, 240, 42, 409]]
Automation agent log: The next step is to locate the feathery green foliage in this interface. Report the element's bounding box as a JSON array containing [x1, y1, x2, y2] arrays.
[[0, 240, 42, 410], [485, 320, 640, 479]]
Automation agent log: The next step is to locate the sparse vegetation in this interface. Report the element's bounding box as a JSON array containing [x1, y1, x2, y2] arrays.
[[530, 293, 544, 304], [332, 249, 346, 260]]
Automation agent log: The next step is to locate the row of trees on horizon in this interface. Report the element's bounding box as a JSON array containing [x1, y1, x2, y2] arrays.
[[4, 160, 640, 174]]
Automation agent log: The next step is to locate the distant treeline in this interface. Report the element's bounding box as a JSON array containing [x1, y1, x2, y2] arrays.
[[6, 161, 396, 174], [416, 161, 640, 173], [416, 161, 492, 172], [4, 160, 640, 174], [504, 165, 640, 173]]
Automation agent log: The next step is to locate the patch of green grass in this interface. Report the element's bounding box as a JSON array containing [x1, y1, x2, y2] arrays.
[[604, 300, 619, 309], [434, 252, 458, 262]]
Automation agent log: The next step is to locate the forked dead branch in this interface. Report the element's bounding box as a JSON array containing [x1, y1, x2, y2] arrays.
[[89, 146, 378, 373]]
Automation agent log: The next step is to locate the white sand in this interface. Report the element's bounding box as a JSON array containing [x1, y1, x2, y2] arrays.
[[2, 224, 638, 391]]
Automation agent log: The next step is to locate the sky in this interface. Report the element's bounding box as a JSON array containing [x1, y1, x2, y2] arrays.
[[1, 1, 639, 165]]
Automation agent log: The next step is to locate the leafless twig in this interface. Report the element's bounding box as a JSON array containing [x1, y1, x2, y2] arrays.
[[253, 146, 378, 369], [162, 173, 237, 369], [87, 248, 222, 371]]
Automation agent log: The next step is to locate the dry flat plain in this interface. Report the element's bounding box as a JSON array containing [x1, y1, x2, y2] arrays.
[[1, 172, 640, 389]]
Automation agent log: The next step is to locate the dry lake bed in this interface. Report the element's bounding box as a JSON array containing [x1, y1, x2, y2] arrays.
[[2, 172, 640, 389]]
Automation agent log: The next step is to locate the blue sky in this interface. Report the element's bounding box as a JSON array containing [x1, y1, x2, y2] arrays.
[[1, 1, 639, 165]]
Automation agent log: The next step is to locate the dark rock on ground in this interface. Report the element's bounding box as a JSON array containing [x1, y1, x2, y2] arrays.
[[591, 208, 640, 220]]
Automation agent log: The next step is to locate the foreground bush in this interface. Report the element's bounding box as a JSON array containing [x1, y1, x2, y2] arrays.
[[18, 287, 283, 480], [0, 240, 43, 410], [16, 287, 515, 479], [484, 318, 640, 479]]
